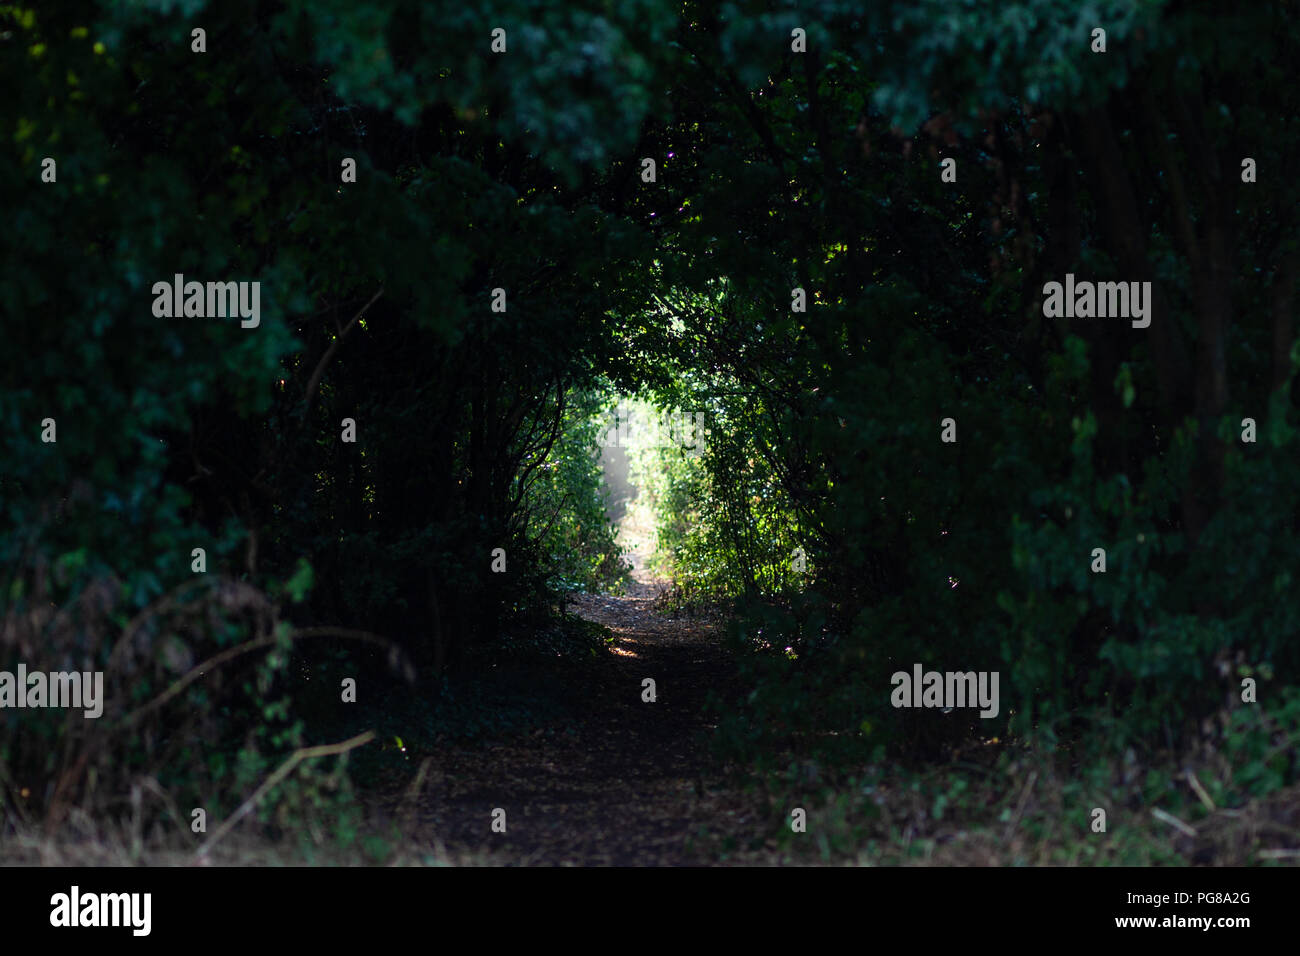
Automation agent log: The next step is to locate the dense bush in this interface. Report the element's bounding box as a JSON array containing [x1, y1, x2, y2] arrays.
[[3, 0, 1297, 855], [1, 0, 653, 843]]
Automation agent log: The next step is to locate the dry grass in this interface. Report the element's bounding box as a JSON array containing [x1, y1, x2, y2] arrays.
[[0, 812, 501, 867]]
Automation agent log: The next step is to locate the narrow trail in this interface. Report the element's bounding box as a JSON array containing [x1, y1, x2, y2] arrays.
[[401, 571, 768, 865]]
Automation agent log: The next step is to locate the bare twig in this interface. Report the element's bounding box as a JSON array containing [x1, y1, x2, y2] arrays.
[[1002, 770, 1037, 842], [115, 625, 401, 730], [402, 757, 434, 834], [1258, 849, 1300, 860], [1152, 806, 1197, 838], [193, 731, 376, 861], [1184, 769, 1216, 812], [115, 633, 282, 729], [302, 287, 384, 415]]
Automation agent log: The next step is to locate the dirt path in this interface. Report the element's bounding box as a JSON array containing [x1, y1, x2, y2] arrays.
[[399, 573, 766, 865]]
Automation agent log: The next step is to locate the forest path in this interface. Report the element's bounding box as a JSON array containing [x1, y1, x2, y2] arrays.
[[399, 570, 767, 865]]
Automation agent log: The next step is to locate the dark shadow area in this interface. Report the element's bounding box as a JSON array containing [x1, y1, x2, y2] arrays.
[[2, 0, 1298, 869]]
